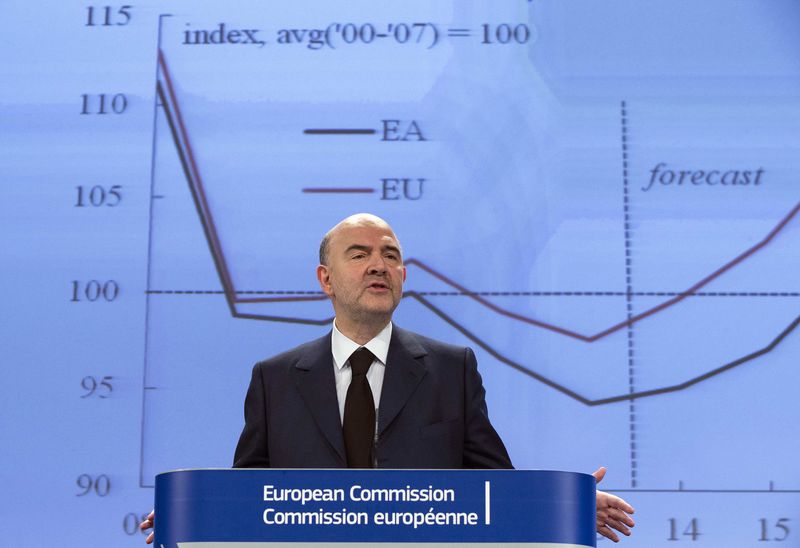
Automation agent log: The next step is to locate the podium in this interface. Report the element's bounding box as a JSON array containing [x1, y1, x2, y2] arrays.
[[155, 469, 596, 547]]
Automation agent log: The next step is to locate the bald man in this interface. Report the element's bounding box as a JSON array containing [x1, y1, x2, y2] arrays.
[[143, 214, 634, 543]]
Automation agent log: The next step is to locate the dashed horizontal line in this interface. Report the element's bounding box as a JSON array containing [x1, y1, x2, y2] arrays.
[[146, 289, 800, 297]]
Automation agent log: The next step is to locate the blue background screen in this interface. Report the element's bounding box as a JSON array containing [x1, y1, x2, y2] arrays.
[[1, 1, 798, 546]]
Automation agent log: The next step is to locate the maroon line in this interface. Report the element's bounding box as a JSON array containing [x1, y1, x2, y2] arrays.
[[588, 203, 800, 341], [302, 188, 376, 193], [157, 49, 800, 337], [158, 52, 238, 305], [223, 204, 800, 315], [408, 200, 800, 342], [406, 258, 588, 339]]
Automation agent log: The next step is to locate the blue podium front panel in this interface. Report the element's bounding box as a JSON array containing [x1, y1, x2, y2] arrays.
[[154, 469, 596, 547]]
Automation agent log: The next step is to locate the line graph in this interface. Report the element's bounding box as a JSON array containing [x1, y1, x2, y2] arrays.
[[150, 50, 800, 406], [131, 9, 800, 534], [157, 51, 798, 339]]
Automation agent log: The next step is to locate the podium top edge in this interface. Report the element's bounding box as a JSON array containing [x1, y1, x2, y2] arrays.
[[155, 468, 594, 478]]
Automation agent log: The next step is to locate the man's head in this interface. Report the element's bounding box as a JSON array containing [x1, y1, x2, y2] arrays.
[[317, 213, 406, 335]]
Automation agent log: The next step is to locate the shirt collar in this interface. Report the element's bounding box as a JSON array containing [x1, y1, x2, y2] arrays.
[[331, 319, 392, 370]]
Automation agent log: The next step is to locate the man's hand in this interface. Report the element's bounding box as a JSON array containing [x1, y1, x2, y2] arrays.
[[593, 467, 635, 542], [139, 510, 155, 544]]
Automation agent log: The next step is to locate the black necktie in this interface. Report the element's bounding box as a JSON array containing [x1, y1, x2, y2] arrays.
[[343, 347, 376, 468]]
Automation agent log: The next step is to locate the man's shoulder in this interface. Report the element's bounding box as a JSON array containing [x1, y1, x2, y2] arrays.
[[392, 325, 471, 359], [254, 331, 330, 370]]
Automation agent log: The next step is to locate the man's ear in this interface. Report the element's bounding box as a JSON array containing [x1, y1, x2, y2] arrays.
[[317, 264, 333, 297], [402, 266, 407, 282]]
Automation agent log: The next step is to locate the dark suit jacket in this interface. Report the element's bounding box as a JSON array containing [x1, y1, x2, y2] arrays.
[[233, 326, 512, 469]]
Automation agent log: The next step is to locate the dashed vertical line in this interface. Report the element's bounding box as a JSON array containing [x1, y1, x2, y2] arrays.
[[620, 100, 638, 488]]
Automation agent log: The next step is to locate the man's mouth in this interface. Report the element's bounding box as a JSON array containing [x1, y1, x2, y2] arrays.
[[367, 281, 389, 290]]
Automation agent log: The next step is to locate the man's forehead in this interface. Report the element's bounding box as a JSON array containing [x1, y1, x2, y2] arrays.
[[331, 223, 399, 248]]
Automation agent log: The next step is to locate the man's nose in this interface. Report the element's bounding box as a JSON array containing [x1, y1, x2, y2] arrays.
[[366, 254, 387, 273]]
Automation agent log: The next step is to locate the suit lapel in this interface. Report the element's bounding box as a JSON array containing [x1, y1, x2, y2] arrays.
[[378, 326, 427, 436], [291, 333, 346, 465]]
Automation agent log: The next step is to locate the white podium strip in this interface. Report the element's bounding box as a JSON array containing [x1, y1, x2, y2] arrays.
[[484, 481, 491, 525]]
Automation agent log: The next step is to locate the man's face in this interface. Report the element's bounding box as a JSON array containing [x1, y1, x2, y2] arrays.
[[317, 221, 406, 326]]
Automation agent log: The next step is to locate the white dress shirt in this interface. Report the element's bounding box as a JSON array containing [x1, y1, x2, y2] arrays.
[[331, 319, 391, 424]]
